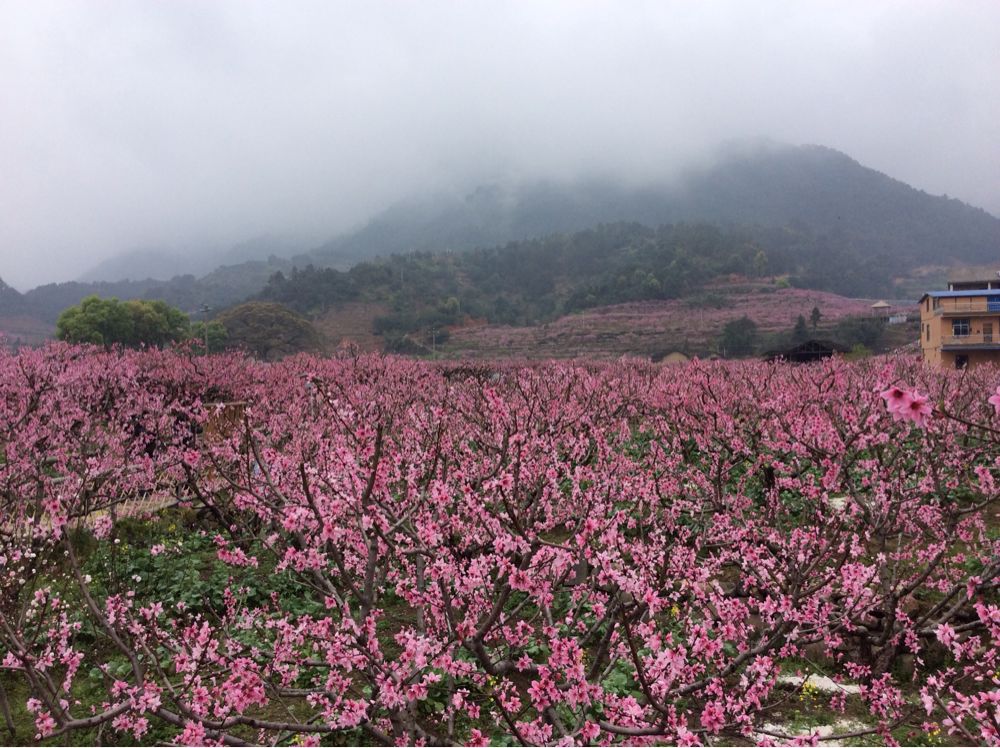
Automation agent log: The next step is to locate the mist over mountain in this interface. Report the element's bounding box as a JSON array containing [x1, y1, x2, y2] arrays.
[[4, 141, 999, 333], [0, 278, 25, 316], [309, 142, 1000, 270], [77, 234, 310, 284], [1, 257, 293, 324]]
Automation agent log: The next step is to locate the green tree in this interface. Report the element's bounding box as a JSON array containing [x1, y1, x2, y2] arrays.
[[719, 316, 758, 358], [793, 314, 809, 342], [832, 316, 886, 350], [56, 296, 128, 346], [124, 299, 190, 347], [215, 302, 320, 360], [56, 296, 190, 348], [810, 306, 822, 329], [189, 321, 228, 354]]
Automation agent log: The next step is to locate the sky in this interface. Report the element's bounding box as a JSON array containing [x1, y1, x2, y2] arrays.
[[1, 1, 998, 290]]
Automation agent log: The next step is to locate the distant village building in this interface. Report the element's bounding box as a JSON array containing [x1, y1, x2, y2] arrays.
[[871, 300, 892, 317], [764, 339, 849, 364], [920, 267, 1000, 368]]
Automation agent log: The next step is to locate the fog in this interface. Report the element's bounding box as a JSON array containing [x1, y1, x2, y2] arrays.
[[1, 1, 998, 290]]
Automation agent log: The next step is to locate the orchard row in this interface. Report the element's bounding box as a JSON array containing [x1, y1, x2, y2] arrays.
[[0, 344, 998, 745]]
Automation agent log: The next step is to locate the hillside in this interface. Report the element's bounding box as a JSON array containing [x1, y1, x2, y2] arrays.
[[10, 256, 293, 325], [258, 221, 919, 355], [0, 278, 27, 316], [0, 315, 54, 347], [308, 142, 1000, 276], [441, 284, 909, 360], [77, 234, 306, 283], [7, 142, 998, 348]]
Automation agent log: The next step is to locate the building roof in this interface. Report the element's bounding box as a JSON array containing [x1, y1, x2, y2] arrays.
[[919, 290, 1000, 301], [871, 300, 891, 308], [764, 339, 849, 363], [661, 351, 690, 365], [948, 266, 1000, 284]]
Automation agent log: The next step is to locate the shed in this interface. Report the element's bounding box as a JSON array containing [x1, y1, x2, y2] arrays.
[[659, 351, 690, 366], [871, 300, 892, 317], [764, 339, 850, 364]]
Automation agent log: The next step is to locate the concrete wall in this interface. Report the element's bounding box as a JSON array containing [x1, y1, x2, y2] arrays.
[[920, 294, 1000, 368]]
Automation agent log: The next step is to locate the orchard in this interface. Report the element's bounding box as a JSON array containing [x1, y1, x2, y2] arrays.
[[0, 343, 998, 746]]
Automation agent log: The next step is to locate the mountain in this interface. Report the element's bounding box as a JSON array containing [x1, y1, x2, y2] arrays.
[[308, 142, 1000, 270], [18, 256, 293, 324], [0, 277, 28, 316], [78, 234, 308, 283], [10, 141, 1000, 346], [76, 247, 208, 284]]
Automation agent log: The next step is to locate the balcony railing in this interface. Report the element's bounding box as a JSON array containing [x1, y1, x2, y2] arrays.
[[934, 301, 1000, 314], [942, 333, 998, 346]]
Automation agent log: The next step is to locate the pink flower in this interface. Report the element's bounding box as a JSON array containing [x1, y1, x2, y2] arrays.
[[700, 700, 726, 733], [989, 386, 1000, 416], [899, 390, 933, 427], [92, 514, 113, 540], [466, 728, 489, 747], [580, 721, 600, 742], [883, 387, 933, 427], [936, 623, 957, 649], [880, 385, 910, 418], [177, 720, 207, 746], [34, 711, 56, 738]]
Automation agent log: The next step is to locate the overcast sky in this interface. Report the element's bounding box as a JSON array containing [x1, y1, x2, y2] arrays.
[[1, 1, 998, 290]]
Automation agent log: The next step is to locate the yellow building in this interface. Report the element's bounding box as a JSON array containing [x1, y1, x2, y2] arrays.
[[920, 269, 1000, 368]]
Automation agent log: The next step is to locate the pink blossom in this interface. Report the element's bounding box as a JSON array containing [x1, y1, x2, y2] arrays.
[[34, 711, 56, 739], [989, 385, 1000, 416], [700, 700, 726, 733], [898, 389, 934, 427], [880, 385, 910, 418], [177, 720, 207, 746], [465, 728, 489, 746]]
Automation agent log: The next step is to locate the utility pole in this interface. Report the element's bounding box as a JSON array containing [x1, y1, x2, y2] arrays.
[[200, 305, 213, 355]]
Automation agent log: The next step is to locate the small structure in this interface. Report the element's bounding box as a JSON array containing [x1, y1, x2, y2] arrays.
[[947, 266, 1000, 291], [656, 351, 690, 366], [920, 268, 1000, 368], [871, 300, 892, 318], [764, 339, 849, 364]]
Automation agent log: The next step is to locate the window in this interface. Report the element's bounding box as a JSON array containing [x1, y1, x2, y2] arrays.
[[985, 323, 994, 343], [926, 324, 930, 341], [953, 318, 971, 337]]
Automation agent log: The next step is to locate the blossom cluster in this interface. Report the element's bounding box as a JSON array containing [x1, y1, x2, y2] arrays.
[[0, 343, 998, 745]]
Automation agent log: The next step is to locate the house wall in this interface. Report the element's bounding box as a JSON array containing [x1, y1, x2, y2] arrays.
[[938, 350, 1000, 369], [920, 293, 1000, 368]]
